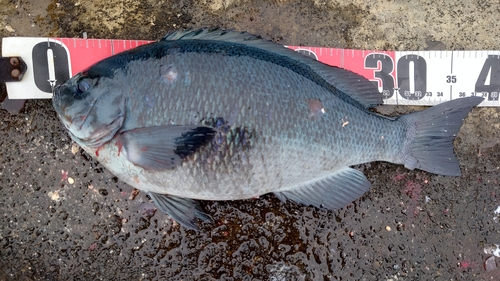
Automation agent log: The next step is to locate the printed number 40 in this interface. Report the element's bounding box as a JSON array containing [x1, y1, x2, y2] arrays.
[[475, 55, 500, 101]]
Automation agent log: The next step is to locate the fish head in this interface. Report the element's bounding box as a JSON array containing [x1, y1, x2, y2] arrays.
[[52, 72, 126, 148]]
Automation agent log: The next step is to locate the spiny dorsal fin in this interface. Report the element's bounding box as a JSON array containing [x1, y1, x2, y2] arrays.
[[162, 28, 382, 108]]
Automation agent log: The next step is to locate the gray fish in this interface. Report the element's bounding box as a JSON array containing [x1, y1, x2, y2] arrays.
[[52, 29, 483, 230]]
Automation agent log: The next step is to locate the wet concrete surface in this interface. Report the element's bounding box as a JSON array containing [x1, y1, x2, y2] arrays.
[[1, 0, 500, 280]]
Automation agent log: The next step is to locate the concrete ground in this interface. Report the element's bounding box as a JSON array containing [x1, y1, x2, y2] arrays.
[[1, 0, 500, 280]]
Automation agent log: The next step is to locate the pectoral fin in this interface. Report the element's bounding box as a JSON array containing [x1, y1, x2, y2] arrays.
[[117, 125, 216, 171], [274, 168, 371, 209], [148, 192, 212, 230]]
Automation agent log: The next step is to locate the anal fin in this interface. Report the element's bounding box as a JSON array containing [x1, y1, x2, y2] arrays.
[[148, 192, 212, 230], [274, 168, 371, 209]]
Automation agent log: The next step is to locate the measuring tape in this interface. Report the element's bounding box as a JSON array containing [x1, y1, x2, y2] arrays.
[[2, 37, 499, 106]]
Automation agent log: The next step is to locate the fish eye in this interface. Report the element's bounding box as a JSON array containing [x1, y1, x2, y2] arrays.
[[76, 77, 93, 94]]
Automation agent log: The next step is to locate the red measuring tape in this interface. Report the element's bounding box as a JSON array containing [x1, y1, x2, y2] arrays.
[[2, 37, 499, 106]]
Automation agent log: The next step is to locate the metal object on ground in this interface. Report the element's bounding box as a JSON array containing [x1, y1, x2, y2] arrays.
[[0, 56, 27, 82]]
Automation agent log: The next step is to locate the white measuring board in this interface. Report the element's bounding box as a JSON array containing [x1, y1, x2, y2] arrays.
[[3, 37, 500, 106]]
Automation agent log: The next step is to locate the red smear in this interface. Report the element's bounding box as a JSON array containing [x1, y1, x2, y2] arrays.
[[457, 258, 477, 272], [404, 181, 422, 227], [141, 147, 147, 151], [95, 146, 101, 157], [115, 139, 123, 156], [404, 181, 422, 198], [89, 243, 97, 251], [60, 170, 68, 182], [461, 261, 470, 268], [392, 173, 406, 183], [459, 260, 471, 271]]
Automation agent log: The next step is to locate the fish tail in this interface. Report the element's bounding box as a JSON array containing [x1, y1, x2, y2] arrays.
[[397, 96, 483, 176]]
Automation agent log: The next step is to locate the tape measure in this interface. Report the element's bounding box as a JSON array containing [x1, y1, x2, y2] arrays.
[[2, 37, 499, 106]]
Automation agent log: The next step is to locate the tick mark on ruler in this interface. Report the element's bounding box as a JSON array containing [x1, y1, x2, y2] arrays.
[[450, 50, 454, 73]]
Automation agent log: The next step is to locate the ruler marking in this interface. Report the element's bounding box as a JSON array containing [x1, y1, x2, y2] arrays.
[[450, 50, 454, 73], [341, 48, 344, 68]]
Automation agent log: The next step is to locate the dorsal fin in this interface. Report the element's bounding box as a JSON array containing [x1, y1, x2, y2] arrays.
[[162, 28, 382, 108]]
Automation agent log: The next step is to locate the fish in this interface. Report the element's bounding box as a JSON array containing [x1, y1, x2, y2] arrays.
[[52, 28, 483, 230]]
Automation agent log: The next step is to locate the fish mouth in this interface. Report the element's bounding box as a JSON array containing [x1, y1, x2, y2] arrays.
[[72, 114, 125, 148]]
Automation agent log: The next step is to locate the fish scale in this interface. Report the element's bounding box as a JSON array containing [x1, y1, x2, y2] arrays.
[[52, 29, 483, 230], [131, 50, 386, 187]]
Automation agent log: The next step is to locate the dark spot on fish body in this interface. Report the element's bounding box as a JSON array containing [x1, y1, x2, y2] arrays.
[[174, 127, 217, 158], [307, 99, 326, 120], [115, 138, 123, 156], [181, 118, 258, 177]]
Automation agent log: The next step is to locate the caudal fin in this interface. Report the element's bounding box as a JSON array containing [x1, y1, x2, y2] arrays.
[[398, 97, 483, 176]]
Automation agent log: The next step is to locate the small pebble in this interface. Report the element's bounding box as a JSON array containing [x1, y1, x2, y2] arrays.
[[71, 143, 80, 154], [484, 256, 497, 271], [5, 25, 15, 33], [68, 177, 75, 184], [386, 226, 391, 231]]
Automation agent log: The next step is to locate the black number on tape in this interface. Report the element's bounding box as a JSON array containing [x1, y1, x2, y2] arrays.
[[364, 54, 395, 99], [365, 54, 428, 100], [397, 55, 427, 100], [446, 75, 457, 83], [32, 41, 70, 93], [475, 55, 500, 101]]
